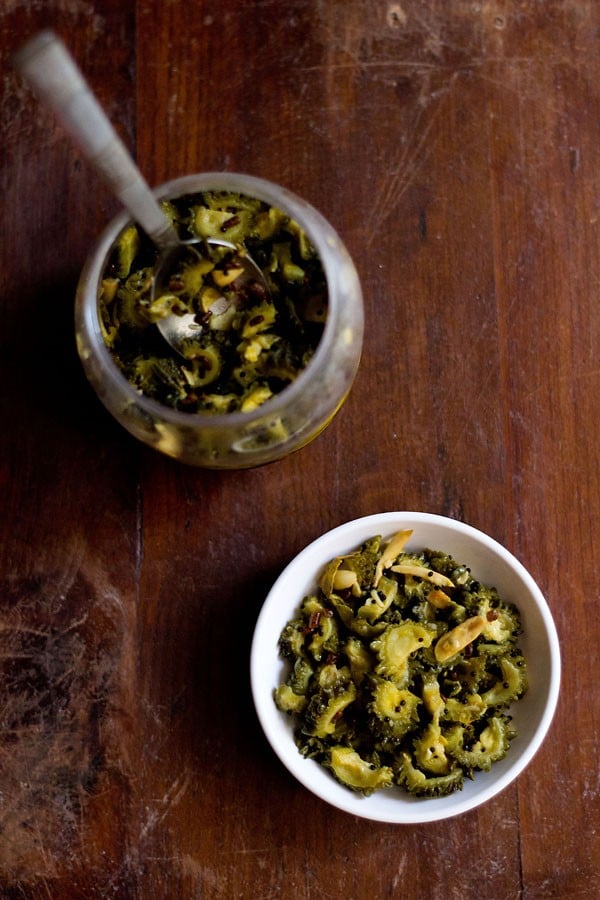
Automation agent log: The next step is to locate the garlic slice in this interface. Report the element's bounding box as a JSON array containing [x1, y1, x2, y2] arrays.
[[390, 564, 454, 588], [332, 569, 360, 593], [373, 529, 413, 587], [434, 615, 487, 663], [427, 588, 454, 609]]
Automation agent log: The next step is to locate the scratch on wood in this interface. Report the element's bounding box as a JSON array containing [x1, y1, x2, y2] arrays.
[[366, 73, 458, 244], [139, 772, 191, 841]]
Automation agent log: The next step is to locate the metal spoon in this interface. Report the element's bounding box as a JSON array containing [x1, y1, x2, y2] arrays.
[[153, 237, 269, 357], [14, 30, 270, 358]]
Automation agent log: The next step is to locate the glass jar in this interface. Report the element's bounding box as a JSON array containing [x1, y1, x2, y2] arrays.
[[75, 172, 363, 468]]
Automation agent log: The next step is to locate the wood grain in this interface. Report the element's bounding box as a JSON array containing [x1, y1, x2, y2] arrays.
[[1, 1, 598, 897]]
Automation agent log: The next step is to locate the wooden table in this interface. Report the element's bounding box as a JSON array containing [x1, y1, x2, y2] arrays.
[[1, 2, 597, 897]]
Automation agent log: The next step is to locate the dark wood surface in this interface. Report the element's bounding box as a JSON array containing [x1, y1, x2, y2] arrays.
[[1, 2, 598, 897]]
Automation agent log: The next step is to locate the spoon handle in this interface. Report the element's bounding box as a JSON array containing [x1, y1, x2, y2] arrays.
[[14, 30, 178, 246]]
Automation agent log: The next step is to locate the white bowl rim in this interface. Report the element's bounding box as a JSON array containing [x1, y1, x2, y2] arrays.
[[250, 511, 561, 824]]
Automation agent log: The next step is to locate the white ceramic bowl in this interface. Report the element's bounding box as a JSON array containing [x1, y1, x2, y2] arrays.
[[250, 512, 561, 823]]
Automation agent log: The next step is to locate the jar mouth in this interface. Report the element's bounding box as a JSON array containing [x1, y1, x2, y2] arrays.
[[77, 172, 358, 428]]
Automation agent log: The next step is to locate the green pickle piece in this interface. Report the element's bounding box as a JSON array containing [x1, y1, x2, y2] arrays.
[[98, 190, 328, 415], [273, 530, 529, 798], [328, 747, 394, 795], [115, 225, 140, 278]]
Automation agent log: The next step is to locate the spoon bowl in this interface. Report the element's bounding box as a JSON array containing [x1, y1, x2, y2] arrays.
[[152, 237, 270, 358]]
